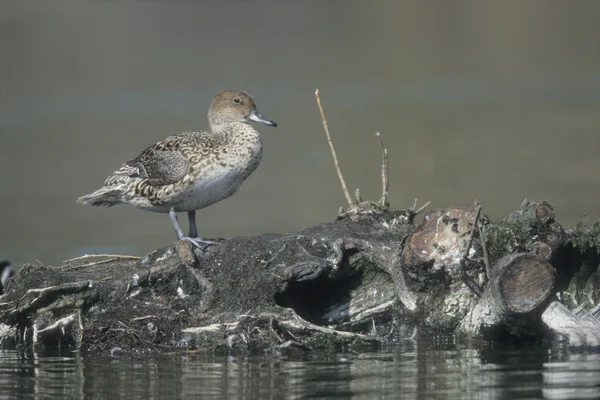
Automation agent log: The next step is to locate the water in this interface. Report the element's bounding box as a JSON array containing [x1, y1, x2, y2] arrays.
[[2, 1, 600, 265], [0, 344, 599, 399]]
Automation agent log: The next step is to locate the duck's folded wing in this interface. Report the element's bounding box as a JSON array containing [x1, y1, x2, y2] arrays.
[[106, 132, 212, 187], [129, 150, 189, 186]]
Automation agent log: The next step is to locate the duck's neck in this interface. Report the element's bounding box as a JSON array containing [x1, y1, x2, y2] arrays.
[[211, 122, 261, 141]]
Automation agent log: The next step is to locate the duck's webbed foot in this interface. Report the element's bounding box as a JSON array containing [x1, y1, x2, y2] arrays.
[[169, 208, 215, 251], [182, 236, 215, 250]]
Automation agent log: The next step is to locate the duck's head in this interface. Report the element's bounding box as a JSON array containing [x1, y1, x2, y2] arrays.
[[208, 89, 277, 132]]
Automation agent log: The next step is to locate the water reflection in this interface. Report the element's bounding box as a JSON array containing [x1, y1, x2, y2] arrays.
[[0, 344, 599, 399], [543, 352, 600, 400]]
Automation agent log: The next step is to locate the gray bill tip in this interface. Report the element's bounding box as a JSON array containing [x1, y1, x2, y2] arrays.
[[248, 109, 277, 127]]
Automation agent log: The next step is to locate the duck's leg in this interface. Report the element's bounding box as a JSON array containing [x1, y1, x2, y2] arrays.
[[169, 208, 214, 250], [169, 208, 186, 240], [188, 210, 198, 238]]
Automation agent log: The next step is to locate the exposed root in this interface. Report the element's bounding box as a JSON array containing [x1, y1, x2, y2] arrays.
[[336, 300, 396, 330], [32, 311, 83, 349], [279, 308, 377, 343], [9, 281, 92, 324]]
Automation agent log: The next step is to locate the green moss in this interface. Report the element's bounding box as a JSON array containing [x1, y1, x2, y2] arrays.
[[483, 217, 545, 266]]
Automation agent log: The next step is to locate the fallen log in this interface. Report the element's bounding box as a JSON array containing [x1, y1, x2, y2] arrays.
[[1, 197, 599, 354], [461, 253, 556, 338]]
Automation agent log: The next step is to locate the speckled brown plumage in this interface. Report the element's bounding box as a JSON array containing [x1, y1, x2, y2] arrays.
[[77, 89, 277, 247]]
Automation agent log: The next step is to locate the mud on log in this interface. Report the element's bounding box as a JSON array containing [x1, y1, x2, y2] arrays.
[[1, 199, 600, 353]]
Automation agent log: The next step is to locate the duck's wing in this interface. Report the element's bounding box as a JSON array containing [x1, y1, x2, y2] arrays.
[[135, 150, 189, 186], [105, 151, 188, 187], [79, 132, 218, 207], [107, 134, 199, 187], [106, 131, 219, 187]]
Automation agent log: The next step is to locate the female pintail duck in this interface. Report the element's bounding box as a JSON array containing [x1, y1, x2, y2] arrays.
[[77, 89, 277, 248]]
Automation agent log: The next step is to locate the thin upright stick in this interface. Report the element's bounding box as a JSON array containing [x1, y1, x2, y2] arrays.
[[460, 206, 482, 264], [315, 89, 353, 209], [478, 221, 492, 281], [459, 205, 483, 297], [376, 132, 389, 206]]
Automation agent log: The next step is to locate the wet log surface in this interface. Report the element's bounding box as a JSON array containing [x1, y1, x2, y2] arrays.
[[2, 199, 600, 354]]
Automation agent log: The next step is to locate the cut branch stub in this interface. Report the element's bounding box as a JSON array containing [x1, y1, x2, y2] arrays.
[[402, 206, 480, 277], [461, 253, 556, 336], [493, 253, 555, 313], [535, 201, 556, 225]]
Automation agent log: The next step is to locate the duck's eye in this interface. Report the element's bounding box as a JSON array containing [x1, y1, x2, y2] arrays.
[[233, 97, 241, 104]]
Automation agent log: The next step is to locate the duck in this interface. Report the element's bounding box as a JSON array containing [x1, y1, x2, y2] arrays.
[[77, 89, 277, 248], [0, 260, 13, 295]]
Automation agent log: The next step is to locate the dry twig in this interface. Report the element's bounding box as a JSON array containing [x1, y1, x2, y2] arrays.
[[414, 201, 431, 216], [459, 205, 483, 296], [478, 219, 492, 281], [460, 206, 482, 264], [409, 199, 431, 217], [376, 132, 389, 206], [62, 254, 140, 270], [63, 254, 140, 264], [67, 258, 120, 270], [131, 315, 158, 322], [315, 89, 353, 209], [472, 200, 491, 280], [355, 188, 362, 203]]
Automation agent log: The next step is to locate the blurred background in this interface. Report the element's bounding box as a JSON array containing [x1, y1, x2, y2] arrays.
[[2, 0, 600, 266]]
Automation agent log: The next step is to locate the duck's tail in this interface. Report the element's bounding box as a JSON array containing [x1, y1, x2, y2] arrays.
[[77, 188, 123, 207]]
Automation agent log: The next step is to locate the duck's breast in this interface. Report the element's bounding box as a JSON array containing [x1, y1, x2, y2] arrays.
[[175, 143, 262, 212]]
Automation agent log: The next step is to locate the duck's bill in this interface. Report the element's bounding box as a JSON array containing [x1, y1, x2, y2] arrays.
[[248, 109, 277, 127]]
